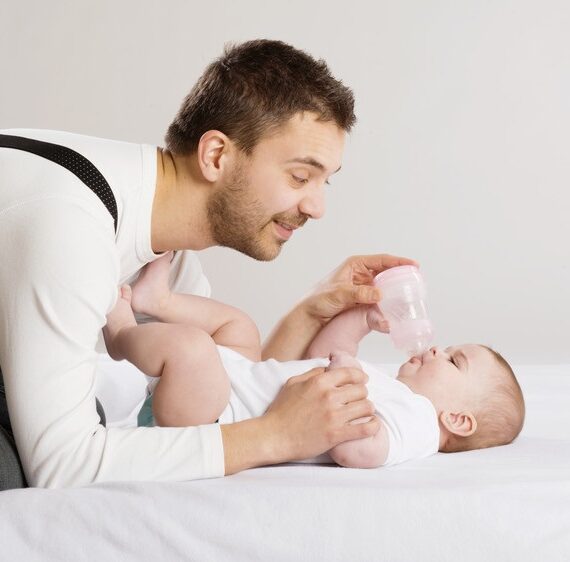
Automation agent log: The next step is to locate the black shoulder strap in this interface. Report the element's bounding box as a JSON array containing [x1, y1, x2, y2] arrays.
[[0, 134, 118, 233]]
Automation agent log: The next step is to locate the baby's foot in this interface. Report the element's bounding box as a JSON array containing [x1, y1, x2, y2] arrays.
[[366, 305, 390, 333], [326, 351, 362, 371], [131, 252, 173, 316], [103, 285, 137, 360]]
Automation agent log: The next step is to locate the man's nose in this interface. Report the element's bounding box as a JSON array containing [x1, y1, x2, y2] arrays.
[[298, 186, 325, 219]]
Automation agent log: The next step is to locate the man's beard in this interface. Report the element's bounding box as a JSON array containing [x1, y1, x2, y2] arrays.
[[206, 164, 306, 261]]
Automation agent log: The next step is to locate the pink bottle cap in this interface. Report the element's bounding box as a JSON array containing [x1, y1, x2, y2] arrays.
[[374, 265, 421, 286]]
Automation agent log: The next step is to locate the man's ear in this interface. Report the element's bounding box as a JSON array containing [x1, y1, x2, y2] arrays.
[[196, 130, 232, 182], [440, 410, 477, 437]]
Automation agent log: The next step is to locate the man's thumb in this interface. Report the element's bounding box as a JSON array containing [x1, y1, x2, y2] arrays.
[[350, 284, 381, 305]]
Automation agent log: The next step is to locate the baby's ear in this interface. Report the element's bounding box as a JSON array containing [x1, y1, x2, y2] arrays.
[[440, 410, 477, 437]]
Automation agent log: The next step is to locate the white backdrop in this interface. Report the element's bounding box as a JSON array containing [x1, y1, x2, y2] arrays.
[[1, 0, 568, 363]]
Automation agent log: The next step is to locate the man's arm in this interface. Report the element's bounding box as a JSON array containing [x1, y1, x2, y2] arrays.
[[261, 303, 323, 362], [0, 201, 228, 488], [221, 366, 381, 473], [262, 254, 416, 361]]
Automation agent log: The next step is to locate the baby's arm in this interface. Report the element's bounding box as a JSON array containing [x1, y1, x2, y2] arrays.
[[328, 422, 389, 468], [305, 304, 385, 359], [325, 352, 390, 468], [132, 253, 261, 361]]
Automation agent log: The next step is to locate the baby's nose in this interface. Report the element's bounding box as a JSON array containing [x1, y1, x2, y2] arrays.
[[423, 347, 439, 361]]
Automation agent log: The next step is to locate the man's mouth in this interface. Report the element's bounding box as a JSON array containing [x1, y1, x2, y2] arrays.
[[276, 221, 298, 231], [273, 221, 296, 240], [273, 220, 303, 240]]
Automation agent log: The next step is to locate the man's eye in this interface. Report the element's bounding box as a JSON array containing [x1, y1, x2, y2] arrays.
[[292, 175, 309, 184]]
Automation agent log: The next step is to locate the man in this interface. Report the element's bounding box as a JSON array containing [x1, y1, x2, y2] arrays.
[[0, 39, 414, 489]]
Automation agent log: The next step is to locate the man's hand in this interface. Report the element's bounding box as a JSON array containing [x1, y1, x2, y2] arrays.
[[262, 253, 417, 361], [263, 366, 380, 462], [303, 254, 419, 327], [221, 365, 380, 474]]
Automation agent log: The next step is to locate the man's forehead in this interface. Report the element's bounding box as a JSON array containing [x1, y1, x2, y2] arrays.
[[284, 156, 342, 174], [256, 112, 345, 171]]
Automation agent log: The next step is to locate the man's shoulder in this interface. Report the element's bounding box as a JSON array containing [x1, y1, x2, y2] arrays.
[[1, 128, 127, 143], [0, 128, 152, 154]]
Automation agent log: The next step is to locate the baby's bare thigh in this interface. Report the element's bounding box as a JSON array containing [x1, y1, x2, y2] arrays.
[[153, 324, 231, 426]]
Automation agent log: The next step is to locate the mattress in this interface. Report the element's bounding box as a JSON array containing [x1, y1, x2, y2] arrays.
[[0, 361, 569, 561]]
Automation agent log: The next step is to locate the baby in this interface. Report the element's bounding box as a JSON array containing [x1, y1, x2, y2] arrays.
[[103, 253, 525, 468]]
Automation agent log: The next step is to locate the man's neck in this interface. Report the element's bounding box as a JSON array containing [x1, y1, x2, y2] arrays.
[[151, 148, 214, 253]]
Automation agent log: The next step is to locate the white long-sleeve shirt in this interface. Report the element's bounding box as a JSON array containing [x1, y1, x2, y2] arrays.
[[0, 129, 224, 488]]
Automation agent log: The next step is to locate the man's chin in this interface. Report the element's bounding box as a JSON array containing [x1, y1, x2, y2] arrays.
[[222, 238, 284, 262], [249, 242, 284, 262]]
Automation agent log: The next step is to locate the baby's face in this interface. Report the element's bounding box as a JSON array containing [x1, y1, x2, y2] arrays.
[[396, 344, 495, 411]]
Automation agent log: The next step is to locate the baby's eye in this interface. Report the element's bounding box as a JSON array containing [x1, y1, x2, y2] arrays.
[[292, 175, 309, 184], [449, 356, 458, 367]]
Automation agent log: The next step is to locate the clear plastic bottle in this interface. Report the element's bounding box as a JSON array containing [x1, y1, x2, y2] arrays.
[[373, 265, 434, 356]]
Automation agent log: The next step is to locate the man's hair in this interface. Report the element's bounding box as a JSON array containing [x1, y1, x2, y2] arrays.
[[165, 39, 356, 155], [443, 347, 525, 453]]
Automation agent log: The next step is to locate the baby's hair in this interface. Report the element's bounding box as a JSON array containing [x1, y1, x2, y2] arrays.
[[443, 346, 525, 453]]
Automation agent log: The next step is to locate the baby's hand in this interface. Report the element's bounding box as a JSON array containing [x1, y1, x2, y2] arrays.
[[131, 251, 174, 317]]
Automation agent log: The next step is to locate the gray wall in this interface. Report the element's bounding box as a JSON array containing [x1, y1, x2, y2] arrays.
[[1, 0, 568, 363]]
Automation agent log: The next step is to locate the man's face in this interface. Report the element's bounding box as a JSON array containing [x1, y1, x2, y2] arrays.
[[396, 344, 496, 412], [207, 112, 345, 261]]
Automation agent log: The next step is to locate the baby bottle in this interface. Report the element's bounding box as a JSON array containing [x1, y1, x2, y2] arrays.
[[373, 265, 434, 356]]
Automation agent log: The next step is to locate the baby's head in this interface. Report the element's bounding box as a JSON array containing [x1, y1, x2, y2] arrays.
[[396, 344, 525, 453]]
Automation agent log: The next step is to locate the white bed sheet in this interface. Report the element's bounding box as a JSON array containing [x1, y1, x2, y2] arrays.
[[1, 363, 569, 562]]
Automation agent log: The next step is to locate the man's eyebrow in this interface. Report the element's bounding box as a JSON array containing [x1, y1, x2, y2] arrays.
[[285, 157, 342, 174]]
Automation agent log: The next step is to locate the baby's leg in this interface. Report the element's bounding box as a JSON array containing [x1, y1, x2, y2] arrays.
[[326, 350, 363, 370], [102, 285, 138, 362], [306, 305, 385, 359], [150, 325, 231, 426], [132, 253, 261, 361], [325, 352, 389, 468], [104, 287, 230, 426]]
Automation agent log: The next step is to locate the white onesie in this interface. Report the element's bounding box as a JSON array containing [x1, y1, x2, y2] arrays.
[[142, 346, 440, 467]]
